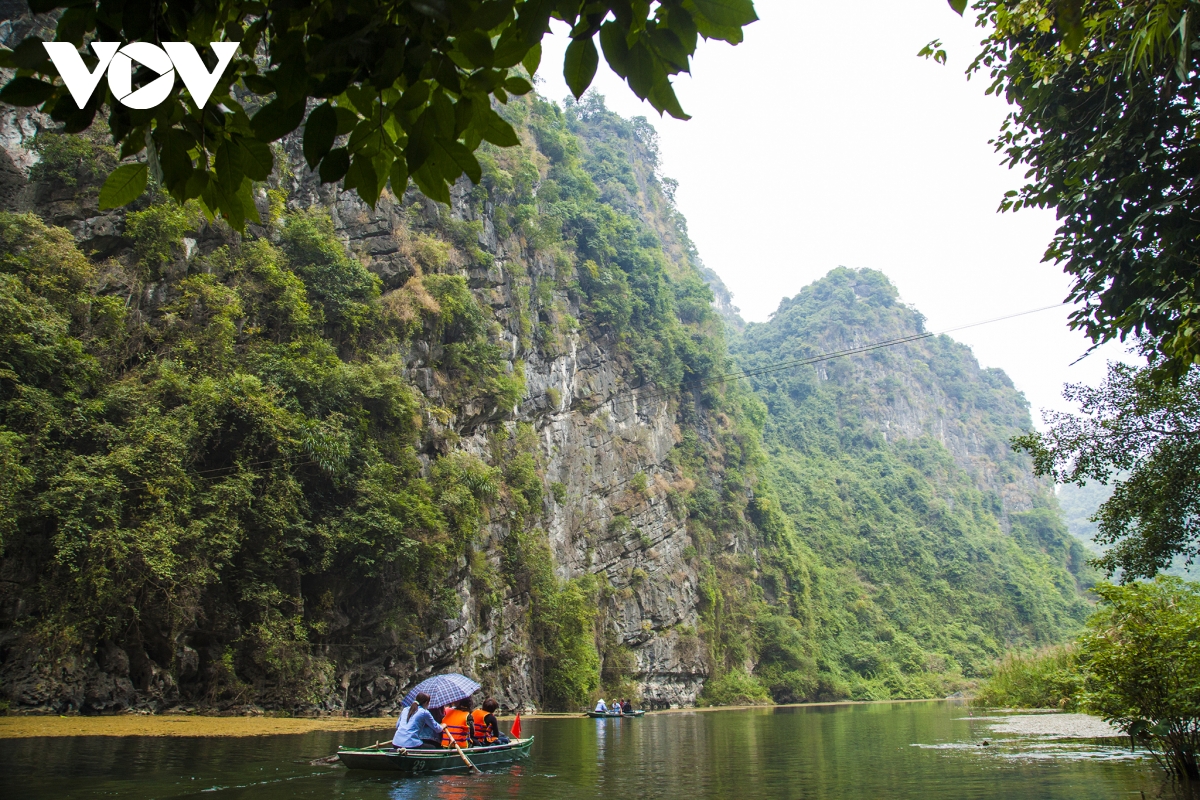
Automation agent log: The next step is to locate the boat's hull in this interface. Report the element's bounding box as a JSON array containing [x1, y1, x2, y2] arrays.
[[337, 738, 534, 773], [586, 710, 645, 718]]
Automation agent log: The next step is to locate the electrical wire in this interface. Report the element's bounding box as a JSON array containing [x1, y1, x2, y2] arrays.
[[597, 301, 1069, 410]]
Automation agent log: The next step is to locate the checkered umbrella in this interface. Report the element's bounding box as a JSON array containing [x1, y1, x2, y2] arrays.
[[401, 673, 481, 708]]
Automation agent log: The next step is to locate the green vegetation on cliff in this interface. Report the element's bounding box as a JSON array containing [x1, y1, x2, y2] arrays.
[[0, 92, 759, 712], [1, 90, 1093, 713], [716, 267, 1093, 701]]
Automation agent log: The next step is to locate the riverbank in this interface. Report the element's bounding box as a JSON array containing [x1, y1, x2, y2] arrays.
[[0, 698, 960, 739], [0, 715, 393, 739]]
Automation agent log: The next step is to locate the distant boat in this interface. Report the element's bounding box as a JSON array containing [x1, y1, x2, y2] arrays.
[[337, 738, 534, 772], [586, 709, 645, 718]]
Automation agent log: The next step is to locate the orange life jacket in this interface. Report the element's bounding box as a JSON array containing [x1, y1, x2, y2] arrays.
[[470, 709, 497, 743], [441, 708, 471, 747]]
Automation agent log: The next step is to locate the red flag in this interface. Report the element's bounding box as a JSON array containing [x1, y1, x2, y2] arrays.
[[510, 713, 521, 739]]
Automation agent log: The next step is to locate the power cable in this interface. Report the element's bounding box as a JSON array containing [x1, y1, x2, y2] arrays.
[[592, 301, 1068, 410]]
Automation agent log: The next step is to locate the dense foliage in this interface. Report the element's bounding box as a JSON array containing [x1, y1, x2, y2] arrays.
[[1, 81, 1096, 712], [953, 0, 1200, 373], [726, 268, 1093, 701], [1014, 361, 1200, 578], [0, 86, 760, 711], [1081, 577, 1200, 785], [0, 0, 756, 225], [971, 645, 1081, 710], [0, 205, 508, 705]]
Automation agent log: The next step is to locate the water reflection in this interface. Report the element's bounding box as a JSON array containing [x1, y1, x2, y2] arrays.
[[0, 702, 1160, 799]]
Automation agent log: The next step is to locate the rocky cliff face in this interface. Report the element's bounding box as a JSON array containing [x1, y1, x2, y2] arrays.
[[0, 75, 740, 713]]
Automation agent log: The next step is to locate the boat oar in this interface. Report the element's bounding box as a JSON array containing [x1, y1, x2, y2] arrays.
[[452, 740, 483, 774], [309, 739, 390, 766]]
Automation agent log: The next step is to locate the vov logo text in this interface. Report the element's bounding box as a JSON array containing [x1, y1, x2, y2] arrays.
[[42, 42, 240, 110]]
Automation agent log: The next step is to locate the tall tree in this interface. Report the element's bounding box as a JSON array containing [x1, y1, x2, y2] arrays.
[[1013, 359, 1200, 578], [0, 1, 756, 227], [951, 0, 1200, 374]]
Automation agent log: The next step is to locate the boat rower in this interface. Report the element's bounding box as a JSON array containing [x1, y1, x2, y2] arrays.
[[393, 692, 443, 750]]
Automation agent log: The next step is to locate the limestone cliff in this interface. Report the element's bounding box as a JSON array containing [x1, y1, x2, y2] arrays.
[[0, 79, 749, 713]]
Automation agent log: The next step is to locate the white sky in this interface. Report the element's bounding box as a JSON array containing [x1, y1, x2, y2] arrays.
[[536, 0, 1139, 427]]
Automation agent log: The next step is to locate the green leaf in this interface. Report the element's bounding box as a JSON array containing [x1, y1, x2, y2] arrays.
[[211, 177, 246, 231], [156, 128, 196, 188], [564, 37, 600, 99], [10, 37, 50, 70], [389, 157, 408, 195], [215, 141, 245, 192], [242, 74, 275, 95], [477, 107, 520, 147], [412, 162, 451, 205], [433, 137, 483, 184], [48, 91, 99, 133], [523, 42, 542, 76], [239, 137, 274, 181], [319, 148, 350, 184], [0, 77, 57, 107], [184, 169, 209, 202], [344, 154, 381, 207], [469, 0, 513, 32], [493, 25, 531, 68], [398, 82, 431, 112], [455, 30, 495, 68], [599, 23, 632, 78], [304, 102, 338, 169], [690, 0, 759, 27], [98, 163, 148, 210], [505, 76, 534, 96], [948, 0, 968, 14], [649, 79, 690, 121], [236, 177, 261, 226], [250, 98, 305, 142], [27, 0, 63, 14], [348, 119, 384, 158], [334, 105, 359, 135]]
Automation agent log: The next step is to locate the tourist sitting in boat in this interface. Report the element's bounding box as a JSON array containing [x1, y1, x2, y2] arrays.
[[594, 698, 608, 713], [392, 692, 443, 750], [471, 697, 507, 745], [440, 698, 474, 748], [622, 699, 632, 714]]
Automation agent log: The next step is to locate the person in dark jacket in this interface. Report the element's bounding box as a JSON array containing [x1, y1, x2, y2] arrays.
[[470, 697, 508, 744]]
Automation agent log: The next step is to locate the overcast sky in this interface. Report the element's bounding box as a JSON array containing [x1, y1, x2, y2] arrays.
[[536, 0, 1137, 427]]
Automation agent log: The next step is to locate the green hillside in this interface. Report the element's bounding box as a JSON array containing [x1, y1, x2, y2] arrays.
[[722, 268, 1093, 701]]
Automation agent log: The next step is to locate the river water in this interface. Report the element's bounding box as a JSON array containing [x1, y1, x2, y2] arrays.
[[0, 701, 1159, 799]]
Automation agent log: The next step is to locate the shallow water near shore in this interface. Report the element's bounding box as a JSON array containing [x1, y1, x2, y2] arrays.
[[0, 701, 1159, 799]]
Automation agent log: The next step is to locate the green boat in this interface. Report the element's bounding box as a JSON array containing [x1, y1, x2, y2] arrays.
[[336, 737, 534, 773], [586, 710, 645, 718]]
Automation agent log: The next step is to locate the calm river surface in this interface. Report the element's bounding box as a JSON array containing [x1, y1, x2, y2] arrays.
[[1, 701, 1158, 799]]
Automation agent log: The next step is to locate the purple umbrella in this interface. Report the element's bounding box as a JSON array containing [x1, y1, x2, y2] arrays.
[[401, 673, 481, 708]]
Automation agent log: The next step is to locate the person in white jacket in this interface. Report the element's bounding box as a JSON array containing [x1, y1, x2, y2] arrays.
[[594, 698, 608, 713]]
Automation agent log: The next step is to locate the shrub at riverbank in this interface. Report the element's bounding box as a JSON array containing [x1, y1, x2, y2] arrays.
[[972, 646, 1081, 710], [978, 577, 1200, 790]]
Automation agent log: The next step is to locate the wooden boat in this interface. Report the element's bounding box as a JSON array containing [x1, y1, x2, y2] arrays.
[[586, 709, 645, 718], [337, 737, 534, 773]]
